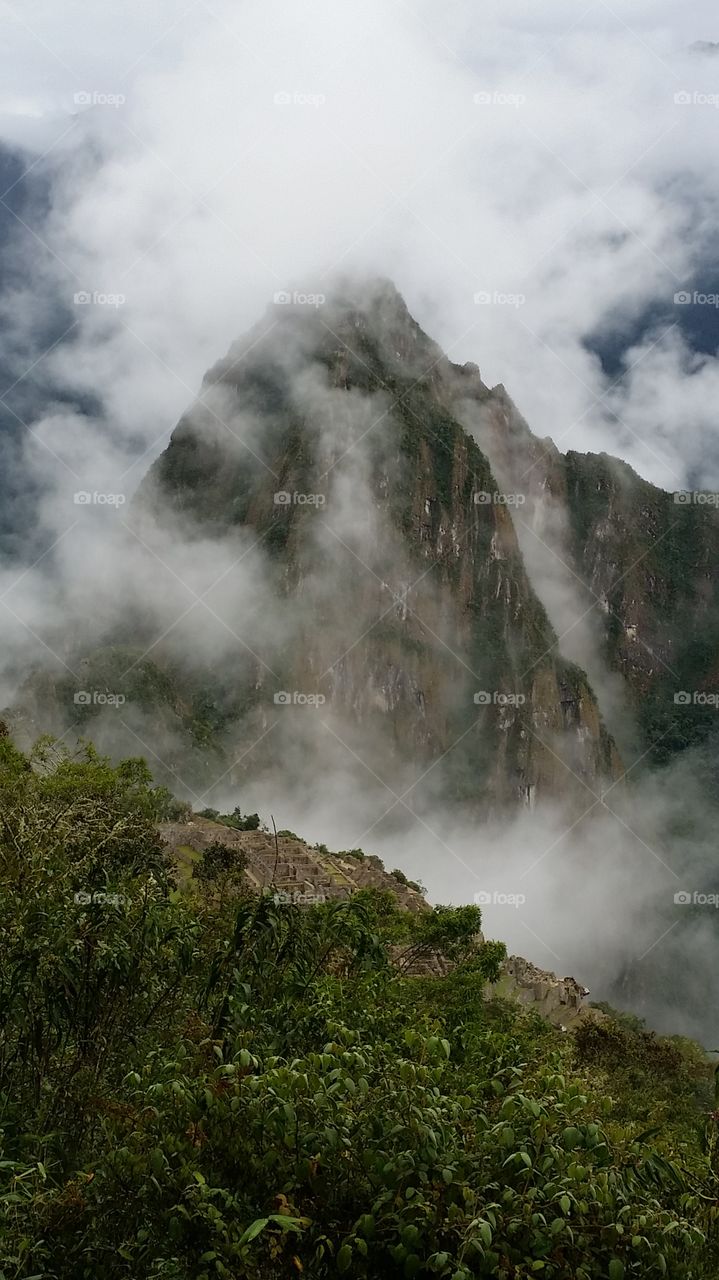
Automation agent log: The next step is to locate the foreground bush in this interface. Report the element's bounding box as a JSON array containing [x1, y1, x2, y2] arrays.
[[0, 738, 717, 1278]]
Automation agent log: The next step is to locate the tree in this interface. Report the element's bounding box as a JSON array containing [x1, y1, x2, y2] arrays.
[[194, 839, 248, 905]]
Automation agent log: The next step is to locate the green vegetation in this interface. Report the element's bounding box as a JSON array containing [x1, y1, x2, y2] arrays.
[[194, 841, 248, 906], [196, 806, 261, 832], [1, 737, 719, 1278], [391, 867, 427, 895]]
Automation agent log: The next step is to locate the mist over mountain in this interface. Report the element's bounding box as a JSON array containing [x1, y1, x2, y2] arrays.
[[1, 278, 717, 1045], [5, 8, 719, 1275], [0, 0, 717, 1038], [0, 138, 97, 560]]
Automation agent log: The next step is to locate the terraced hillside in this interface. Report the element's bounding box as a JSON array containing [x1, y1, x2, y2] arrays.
[[161, 814, 599, 1028], [160, 815, 430, 910]]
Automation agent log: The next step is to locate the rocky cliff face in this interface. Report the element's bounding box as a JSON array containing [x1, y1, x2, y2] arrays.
[[487, 955, 600, 1031], [453, 376, 719, 775], [126, 279, 620, 813], [13, 279, 719, 814], [8, 282, 627, 814]]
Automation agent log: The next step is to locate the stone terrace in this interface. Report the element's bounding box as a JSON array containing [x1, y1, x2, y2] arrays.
[[159, 816, 428, 912]]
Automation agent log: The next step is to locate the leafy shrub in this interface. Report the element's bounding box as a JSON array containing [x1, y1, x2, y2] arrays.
[[0, 739, 718, 1278]]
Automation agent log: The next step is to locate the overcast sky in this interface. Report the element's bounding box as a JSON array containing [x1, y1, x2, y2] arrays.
[[0, 0, 718, 503]]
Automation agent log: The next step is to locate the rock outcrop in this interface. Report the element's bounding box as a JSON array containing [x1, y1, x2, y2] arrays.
[[452, 377, 719, 767], [161, 814, 599, 1030], [487, 954, 599, 1030]]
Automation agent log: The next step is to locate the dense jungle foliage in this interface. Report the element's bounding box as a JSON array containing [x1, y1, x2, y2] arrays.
[[1, 736, 718, 1279]]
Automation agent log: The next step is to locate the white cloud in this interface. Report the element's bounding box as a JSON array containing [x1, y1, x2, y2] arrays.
[[0, 0, 716, 495], [2, 0, 719, 1034]]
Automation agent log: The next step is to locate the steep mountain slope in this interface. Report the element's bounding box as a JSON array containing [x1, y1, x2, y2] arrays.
[[456, 382, 719, 777], [124, 279, 620, 812], [10, 278, 719, 817], [7, 280, 719, 1041]]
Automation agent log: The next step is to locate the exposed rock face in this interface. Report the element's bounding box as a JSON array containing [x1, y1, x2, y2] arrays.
[[453, 379, 719, 768], [127, 279, 621, 812], [8, 282, 626, 812], [13, 279, 719, 805], [487, 954, 600, 1030]]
